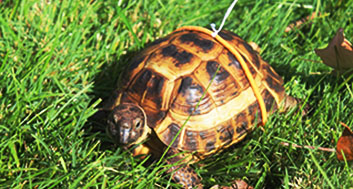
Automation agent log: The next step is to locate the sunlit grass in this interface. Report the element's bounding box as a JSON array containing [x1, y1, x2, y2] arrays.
[[1, 0, 352, 188]]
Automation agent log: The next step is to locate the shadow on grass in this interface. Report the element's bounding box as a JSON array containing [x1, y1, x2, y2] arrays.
[[84, 48, 140, 151]]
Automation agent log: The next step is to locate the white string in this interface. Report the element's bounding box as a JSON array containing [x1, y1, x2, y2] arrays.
[[210, 0, 239, 37]]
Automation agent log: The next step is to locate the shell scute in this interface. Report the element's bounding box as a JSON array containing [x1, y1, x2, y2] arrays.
[[262, 89, 277, 113], [145, 44, 201, 80], [145, 108, 167, 128], [142, 74, 165, 109], [205, 60, 230, 83], [205, 140, 216, 151], [121, 55, 149, 90], [172, 31, 224, 61], [264, 74, 285, 94], [232, 110, 249, 137], [247, 102, 262, 125], [193, 60, 241, 106], [179, 32, 215, 52], [199, 129, 217, 151], [217, 123, 234, 145], [161, 44, 194, 66], [162, 123, 181, 148], [220, 50, 250, 89], [218, 30, 241, 41], [261, 63, 283, 84], [218, 30, 262, 73], [126, 69, 152, 102], [183, 129, 199, 151], [171, 76, 215, 116]]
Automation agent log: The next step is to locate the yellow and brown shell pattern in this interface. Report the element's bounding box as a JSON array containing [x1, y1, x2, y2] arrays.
[[116, 29, 287, 159]]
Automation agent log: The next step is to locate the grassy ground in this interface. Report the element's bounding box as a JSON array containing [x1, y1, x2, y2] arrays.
[[1, 0, 353, 188]]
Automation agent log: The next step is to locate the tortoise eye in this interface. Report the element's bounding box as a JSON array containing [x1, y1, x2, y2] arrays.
[[135, 118, 142, 129]]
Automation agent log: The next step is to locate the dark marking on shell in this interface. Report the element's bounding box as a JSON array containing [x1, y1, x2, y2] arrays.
[[128, 56, 145, 72], [184, 129, 198, 151], [206, 61, 230, 83], [239, 41, 261, 70], [127, 69, 152, 96], [186, 130, 194, 137], [179, 33, 215, 52], [165, 123, 181, 148], [187, 107, 201, 115], [218, 125, 234, 144], [145, 75, 165, 109], [227, 52, 242, 69], [263, 64, 282, 82], [199, 132, 206, 140], [151, 75, 165, 96], [236, 121, 249, 135], [253, 55, 261, 69], [147, 110, 167, 127], [199, 130, 211, 140], [178, 77, 193, 94], [231, 90, 238, 97], [233, 111, 248, 136], [187, 84, 204, 102], [243, 41, 255, 54], [248, 102, 260, 116], [186, 140, 198, 151], [248, 102, 262, 125], [262, 89, 277, 112], [177, 77, 205, 115], [218, 30, 240, 41], [265, 76, 284, 93], [161, 44, 194, 66], [218, 30, 234, 41], [240, 54, 257, 76], [121, 56, 146, 87], [206, 140, 216, 151], [227, 124, 235, 139]]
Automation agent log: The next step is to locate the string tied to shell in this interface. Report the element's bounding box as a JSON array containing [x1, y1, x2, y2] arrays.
[[174, 0, 268, 125]]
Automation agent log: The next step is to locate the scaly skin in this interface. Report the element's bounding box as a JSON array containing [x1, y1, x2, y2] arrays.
[[166, 148, 202, 189]]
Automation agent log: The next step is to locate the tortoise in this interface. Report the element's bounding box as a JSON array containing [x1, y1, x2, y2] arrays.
[[105, 26, 297, 188]]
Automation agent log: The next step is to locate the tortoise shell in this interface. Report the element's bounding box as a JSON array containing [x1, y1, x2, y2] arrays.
[[115, 29, 286, 159]]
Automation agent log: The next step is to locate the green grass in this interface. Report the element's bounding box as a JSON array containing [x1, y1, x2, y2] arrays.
[[1, 0, 353, 188]]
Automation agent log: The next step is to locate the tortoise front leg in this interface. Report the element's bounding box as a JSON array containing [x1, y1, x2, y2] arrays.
[[168, 164, 202, 189], [166, 149, 202, 188]]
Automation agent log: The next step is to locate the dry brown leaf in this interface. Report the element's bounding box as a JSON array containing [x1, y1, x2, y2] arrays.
[[210, 179, 254, 189], [336, 122, 353, 161], [315, 28, 353, 72]]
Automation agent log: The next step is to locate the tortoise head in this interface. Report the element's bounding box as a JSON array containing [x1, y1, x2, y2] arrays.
[[107, 103, 150, 146]]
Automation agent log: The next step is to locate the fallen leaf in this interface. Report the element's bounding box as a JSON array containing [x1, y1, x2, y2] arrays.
[[336, 122, 353, 161], [315, 28, 353, 72], [210, 179, 254, 189]]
